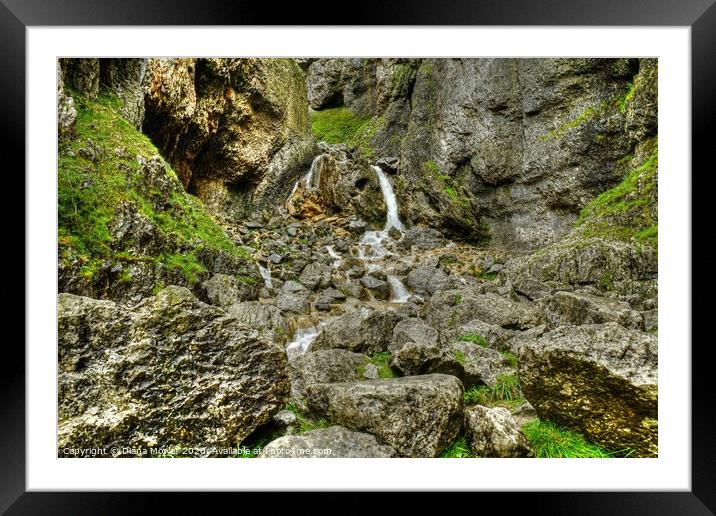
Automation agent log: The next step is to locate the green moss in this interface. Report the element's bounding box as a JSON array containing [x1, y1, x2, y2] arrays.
[[454, 350, 466, 365], [58, 93, 250, 285], [457, 332, 489, 348], [452, 293, 462, 306], [440, 437, 475, 458], [576, 143, 658, 249], [309, 106, 384, 157], [521, 420, 614, 458], [618, 81, 637, 113], [542, 106, 597, 140]]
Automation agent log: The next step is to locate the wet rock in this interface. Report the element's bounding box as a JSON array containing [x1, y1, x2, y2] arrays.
[[259, 426, 396, 458], [306, 374, 463, 457], [519, 322, 658, 457], [201, 273, 258, 308], [360, 275, 391, 300], [464, 405, 532, 458], [58, 287, 289, 456], [406, 265, 450, 297], [348, 219, 368, 235], [540, 290, 644, 329], [388, 226, 402, 240], [299, 262, 333, 290], [313, 307, 400, 354]]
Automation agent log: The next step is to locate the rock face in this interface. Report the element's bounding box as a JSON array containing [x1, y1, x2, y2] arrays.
[[406, 265, 450, 297], [306, 374, 463, 457], [519, 322, 658, 457], [57, 287, 289, 456], [259, 426, 396, 458], [306, 58, 656, 248], [226, 301, 288, 343], [143, 58, 316, 219], [464, 405, 532, 458]]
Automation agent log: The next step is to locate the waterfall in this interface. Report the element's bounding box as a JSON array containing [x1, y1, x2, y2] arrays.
[[372, 165, 404, 232], [388, 275, 410, 303], [357, 165, 405, 260], [257, 264, 273, 289], [285, 325, 321, 361], [304, 155, 323, 190]]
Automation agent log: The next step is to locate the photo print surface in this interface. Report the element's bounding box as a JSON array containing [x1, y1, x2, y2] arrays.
[[57, 57, 658, 459]]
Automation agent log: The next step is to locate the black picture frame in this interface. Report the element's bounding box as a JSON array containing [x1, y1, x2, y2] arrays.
[[5, 0, 711, 513]]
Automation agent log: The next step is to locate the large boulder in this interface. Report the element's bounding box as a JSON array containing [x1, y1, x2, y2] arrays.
[[425, 289, 539, 336], [289, 349, 370, 408], [306, 374, 463, 457], [540, 290, 644, 329], [388, 317, 444, 375], [464, 405, 532, 458], [406, 265, 450, 297], [519, 322, 658, 457], [259, 426, 396, 458], [312, 307, 400, 354], [275, 292, 311, 315], [58, 287, 289, 456], [446, 342, 511, 388]]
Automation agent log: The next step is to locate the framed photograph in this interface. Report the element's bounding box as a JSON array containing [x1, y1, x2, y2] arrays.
[[8, 0, 711, 512]]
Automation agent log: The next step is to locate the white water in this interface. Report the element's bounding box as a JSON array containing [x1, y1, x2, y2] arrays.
[[285, 325, 321, 361], [326, 245, 342, 268], [304, 155, 323, 190], [388, 275, 410, 303], [372, 165, 404, 232], [357, 166, 405, 260], [257, 264, 273, 289]]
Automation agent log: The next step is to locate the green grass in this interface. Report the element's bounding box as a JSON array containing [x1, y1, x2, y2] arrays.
[[58, 92, 251, 286], [458, 332, 489, 348], [463, 373, 522, 406], [371, 352, 398, 379], [575, 142, 658, 249], [440, 437, 475, 458], [309, 107, 384, 157], [521, 420, 614, 458], [453, 350, 466, 365], [501, 351, 519, 368]]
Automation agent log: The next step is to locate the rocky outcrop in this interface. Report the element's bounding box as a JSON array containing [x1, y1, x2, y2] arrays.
[[306, 374, 463, 457], [226, 301, 288, 344], [519, 322, 658, 457], [464, 405, 532, 458], [200, 273, 258, 307], [58, 287, 289, 456], [306, 58, 657, 248], [259, 426, 396, 458], [540, 290, 644, 329], [143, 58, 316, 219]]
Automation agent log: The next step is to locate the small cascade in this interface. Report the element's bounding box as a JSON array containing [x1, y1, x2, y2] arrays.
[[257, 264, 273, 289], [326, 245, 342, 268], [357, 165, 405, 260], [304, 155, 323, 190], [285, 325, 321, 361], [388, 275, 410, 303]]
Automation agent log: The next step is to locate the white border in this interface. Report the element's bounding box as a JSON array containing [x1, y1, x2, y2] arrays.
[[27, 27, 691, 491]]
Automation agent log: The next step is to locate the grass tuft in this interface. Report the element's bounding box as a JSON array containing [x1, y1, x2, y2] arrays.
[[457, 332, 489, 347], [440, 437, 475, 458], [521, 420, 614, 458]]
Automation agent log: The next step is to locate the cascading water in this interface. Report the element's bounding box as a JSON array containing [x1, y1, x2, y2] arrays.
[[285, 324, 323, 361], [326, 245, 342, 268], [304, 155, 323, 190], [257, 264, 273, 289], [388, 275, 410, 303]]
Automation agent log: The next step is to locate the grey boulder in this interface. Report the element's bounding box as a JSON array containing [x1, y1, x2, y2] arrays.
[[258, 426, 396, 458], [464, 405, 532, 457]]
